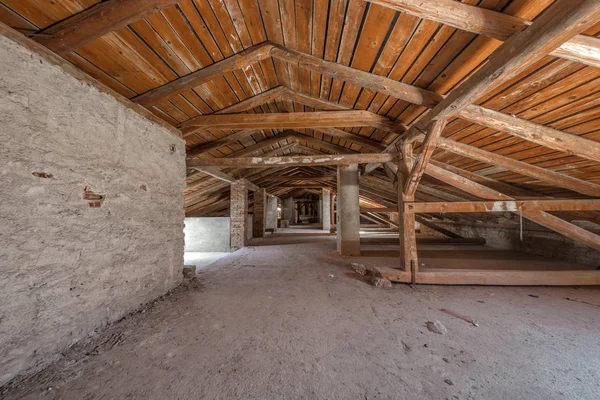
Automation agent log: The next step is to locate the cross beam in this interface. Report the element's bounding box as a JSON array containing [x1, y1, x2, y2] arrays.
[[187, 153, 397, 168]]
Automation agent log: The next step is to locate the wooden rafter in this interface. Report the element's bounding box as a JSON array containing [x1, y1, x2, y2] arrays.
[[403, 119, 447, 197], [133, 43, 274, 107], [368, 0, 600, 69], [34, 0, 180, 56], [392, 0, 600, 149], [271, 47, 600, 163], [432, 137, 600, 197]]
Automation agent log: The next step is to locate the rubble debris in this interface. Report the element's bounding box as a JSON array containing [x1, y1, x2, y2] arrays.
[[426, 320, 447, 335], [372, 276, 392, 288], [183, 265, 196, 280], [351, 262, 367, 275], [528, 294, 539, 298], [440, 308, 479, 327], [444, 379, 454, 386]]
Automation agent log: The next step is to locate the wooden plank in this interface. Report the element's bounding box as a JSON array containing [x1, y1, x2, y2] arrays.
[[187, 153, 397, 168], [132, 43, 274, 107], [404, 119, 447, 197], [398, 0, 600, 146], [181, 111, 397, 130], [34, 0, 180, 56], [414, 269, 600, 286], [407, 199, 600, 214], [368, 0, 600, 69], [433, 137, 600, 197]]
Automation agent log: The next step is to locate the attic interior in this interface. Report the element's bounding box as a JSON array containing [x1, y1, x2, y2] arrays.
[[1, 0, 600, 398]]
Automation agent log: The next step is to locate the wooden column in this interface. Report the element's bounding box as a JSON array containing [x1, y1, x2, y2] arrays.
[[397, 144, 418, 280], [230, 180, 248, 250], [337, 164, 361, 256], [253, 188, 267, 238]]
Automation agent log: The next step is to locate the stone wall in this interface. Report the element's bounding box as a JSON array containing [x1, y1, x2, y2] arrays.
[[0, 31, 185, 385], [184, 218, 231, 252]]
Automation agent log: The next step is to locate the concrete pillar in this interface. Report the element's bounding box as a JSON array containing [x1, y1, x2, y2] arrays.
[[266, 196, 278, 231], [253, 188, 266, 238], [321, 189, 331, 231], [283, 197, 294, 222], [230, 180, 248, 250], [336, 164, 360, 256]]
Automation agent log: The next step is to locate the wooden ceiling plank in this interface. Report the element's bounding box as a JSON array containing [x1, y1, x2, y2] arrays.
[[368, 0, 600, 69]]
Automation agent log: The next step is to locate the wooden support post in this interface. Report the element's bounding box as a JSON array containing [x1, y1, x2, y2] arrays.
[[404, 118, 447, 197], [397, 144, 418, 279]]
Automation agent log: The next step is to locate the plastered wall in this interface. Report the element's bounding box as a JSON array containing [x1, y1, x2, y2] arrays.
[[0, 31, 185, 385], [184, 218, 231, 252]]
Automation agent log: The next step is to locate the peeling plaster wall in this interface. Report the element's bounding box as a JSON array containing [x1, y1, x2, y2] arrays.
[[0, 34, 185, 385]]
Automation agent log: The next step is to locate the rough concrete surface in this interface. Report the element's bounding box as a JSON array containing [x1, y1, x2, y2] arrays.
[[2, 230, 599, 399], [0, 35, 185, 385], [184, 217, 231, 252]]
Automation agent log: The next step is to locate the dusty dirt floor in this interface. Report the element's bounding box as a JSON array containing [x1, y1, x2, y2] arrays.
[[2, 227, 600, 399]]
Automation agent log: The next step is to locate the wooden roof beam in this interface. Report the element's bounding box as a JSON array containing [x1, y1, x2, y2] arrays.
[[433, 137, 600, 198], [392, 0, 600, 148], [34, 0, 180, 56], [271, 47, 600, 163], [181, 111, 399, 131], [262, 175, 335, 181], [368, 0, 600, 69], [187, 153, 397, 168], [133, 43, 274, 107], [181, 86, 287, 138]]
